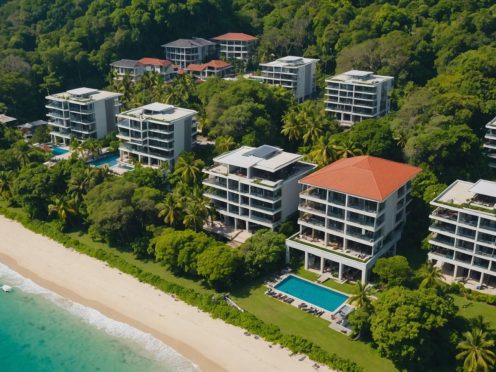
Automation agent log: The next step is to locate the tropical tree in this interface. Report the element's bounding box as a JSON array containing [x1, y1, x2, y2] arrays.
[[48, 196, 77, 226], [349, 281, 372, 309], [0, 171, 13, 200], [281, 110, 302, 141], [173, 152, 204, 185], [183, 198, 209, 232], [418, 261, 443, 289], [302, 114, 323, 145], [158, 192, 183, 227], [214, 135, 237, 155], [456, 329, 496, 372], [334, 138, 363, 158], [307, 134, 337, 166]]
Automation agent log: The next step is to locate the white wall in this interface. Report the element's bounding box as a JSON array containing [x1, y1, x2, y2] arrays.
[[93, 100, 107, 138]]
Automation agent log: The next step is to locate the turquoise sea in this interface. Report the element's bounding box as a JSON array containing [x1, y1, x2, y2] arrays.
[[0, 263, 197, 372]]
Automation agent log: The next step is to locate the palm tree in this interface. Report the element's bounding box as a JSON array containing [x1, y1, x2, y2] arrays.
[[281, 110, 302, 141], [183, 201, 209, 232], [349, 281, 372, 309], [334, 138, 362, 159], [48, 196, 77, 226], [456, 328, 496, 372], [215, 136, 237, 154], [173, 152, 204, 185], [12, 142, 32, 168], [158, 193, 183, 227], [0, 171, 13, 200], [471, 316, 491, 333], [68, 168, 96, 207], [302, 114, 323, 145], [307, 135, 337, 167], [418, 261, 443, 289]]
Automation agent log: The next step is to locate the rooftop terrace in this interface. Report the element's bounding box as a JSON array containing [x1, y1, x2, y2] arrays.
[[326, 70, 393, 85], [433, 180, 496, 215]]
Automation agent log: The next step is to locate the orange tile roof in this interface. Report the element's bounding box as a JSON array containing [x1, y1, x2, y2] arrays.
[[137, 58, 171, 66], [186, 63, 207, 72], [300, 156, 422, 201], [205, 59, 232, 68], [211, 32, 257, 41]]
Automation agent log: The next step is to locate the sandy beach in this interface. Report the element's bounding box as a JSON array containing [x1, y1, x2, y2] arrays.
[[0, 215, 327, 372]]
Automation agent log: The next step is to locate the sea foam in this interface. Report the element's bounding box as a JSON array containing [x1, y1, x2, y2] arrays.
[[0, 262, 199, 371]]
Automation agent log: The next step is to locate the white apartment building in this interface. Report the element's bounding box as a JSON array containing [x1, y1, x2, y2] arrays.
[[211, 32, 257, 62], [203, 145, 316, 233], [117, 102, 197, 168], [484, 116, 496, 169], [46, 88, 121, 145], [325, 70, 394, 127], [110, 58, 177, 82], [428, 180, 496, 290], [286, 156, 421, 283], [162, 38, 216, 69], [254, 56, 319, 102]]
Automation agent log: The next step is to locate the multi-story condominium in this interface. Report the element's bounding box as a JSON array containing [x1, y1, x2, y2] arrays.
[[117, 102, 197, 168], [162, 38, 216, 69], [484, 116, 496, 169], [110, 58, 177, 82], [186, 60, 233, 80], [254, 56, 319, 102], [110, 59, 144, 81], [46, 88, 121, 145], [286, 156, 421, 283], [427, 179, 496, 289], [203, 145, 316, 233], [211, 32, 257, 62], [325, 70, 394, 127]]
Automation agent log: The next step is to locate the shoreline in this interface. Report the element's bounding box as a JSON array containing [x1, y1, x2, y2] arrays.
[[0, 215, 326, 372]]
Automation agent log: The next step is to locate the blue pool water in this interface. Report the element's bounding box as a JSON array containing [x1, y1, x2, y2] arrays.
[[52, 146, 69, 156], [88, 154, 119, 167], [274, 275, 349, 312]]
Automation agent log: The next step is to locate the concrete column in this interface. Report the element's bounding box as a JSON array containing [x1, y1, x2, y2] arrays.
[[361, 269, 367, 284], [338, 263, 343, 280], [480, 272, 485, 286], [304, 251, 309, 270], [320, 257, 325, 273], [454, 265, 458, 278], [285, 246, 290, 264]]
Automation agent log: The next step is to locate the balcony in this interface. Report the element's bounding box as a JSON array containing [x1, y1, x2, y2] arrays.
[[430, 222, 456, 234], [299, 201, 326, 215], [430, 233, 455, 247], [300, 186, 327, 201], [203, 177, 227, 189], [431, 207, 458, 222]]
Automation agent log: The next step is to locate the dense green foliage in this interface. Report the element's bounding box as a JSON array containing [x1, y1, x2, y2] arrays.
[[372, 256, 411, 288]]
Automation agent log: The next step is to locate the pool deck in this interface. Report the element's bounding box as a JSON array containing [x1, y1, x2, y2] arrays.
[[265, 273, 353, 335]]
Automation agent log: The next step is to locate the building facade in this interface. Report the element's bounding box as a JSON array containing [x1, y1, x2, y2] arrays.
[[110, 59, 144, 81], [162, 38, 216, 69], [117, 102, 197, 168], [211, 32, 257, 62], [254, 56, 319, 102], [286, 156, 421, 283], [324, 70, 394, 127], [203, 145, 316, 232], [484, 116, 496, 169], [186, 60, 233, 80], [427, 180, 496, 289], [46, 88, 121, 145], [110, 58, 177, 82]]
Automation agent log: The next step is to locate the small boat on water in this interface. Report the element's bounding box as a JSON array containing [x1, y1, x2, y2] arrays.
[[1, 284, 13, 293]]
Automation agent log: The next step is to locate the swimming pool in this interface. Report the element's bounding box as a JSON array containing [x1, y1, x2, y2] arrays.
[[274, 275, 349, 312], [88, 154, 119, 167], [52, 146, 69, 156]]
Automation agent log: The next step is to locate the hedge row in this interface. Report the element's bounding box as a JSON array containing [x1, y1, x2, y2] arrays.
[[0, 206, 362, 372], [447, 282, 496, 305]]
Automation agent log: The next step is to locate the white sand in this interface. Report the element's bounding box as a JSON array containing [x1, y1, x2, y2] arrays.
[[0, 215, 328, 372]]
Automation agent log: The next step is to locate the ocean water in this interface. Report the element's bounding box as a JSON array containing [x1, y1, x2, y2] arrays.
[[0, 263, 198, 372]]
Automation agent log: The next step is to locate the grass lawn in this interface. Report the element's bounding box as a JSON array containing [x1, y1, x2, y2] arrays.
[[293, 266, 357, 294], [453, 295, 496, 327]]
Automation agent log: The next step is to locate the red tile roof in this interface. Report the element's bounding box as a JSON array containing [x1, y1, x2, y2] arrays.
[[300, 156, 422, 201], [205, 59, 232, 68], [137, 58, 172, 66], [186, 63, 207, 72], [211, 32, 257, 42]]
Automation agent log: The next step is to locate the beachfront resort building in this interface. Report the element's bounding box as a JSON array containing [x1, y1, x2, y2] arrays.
[[110, 58, 177, 82], [162, 38, 216, 69], [285, 156, 421, 283], [117, 102, 197, 168], [211, 32, 257, 62], [484, 116, 496, 169], [46, 88, 121, 145], [185, 60, 234, 80], [324, 70, 394, 127], [427, 180, 496, 290], [254, 56, 319, 102], [203, 145, 316, 235]]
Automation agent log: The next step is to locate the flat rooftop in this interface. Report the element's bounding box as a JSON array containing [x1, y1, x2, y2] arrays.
[[213, 145, 303, 172], [0, 114, 16, 124], [434, 180, 496, 215], [47, 87, 121, 102], [118, 102, 197, 122], [260, 56, 319, 68], [326, 70, 393, 85], [486, 116, 496, 129]]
